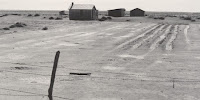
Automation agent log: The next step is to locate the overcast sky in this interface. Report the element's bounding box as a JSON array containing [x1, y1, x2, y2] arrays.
[[0, 0, 199, 12]]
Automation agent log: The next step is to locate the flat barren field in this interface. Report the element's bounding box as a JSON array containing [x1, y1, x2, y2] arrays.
[[1, 14, 200, 100]]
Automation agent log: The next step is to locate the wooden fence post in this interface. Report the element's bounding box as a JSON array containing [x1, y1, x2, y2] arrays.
[[173, 78, 175, 88], [48, 51, 60, 100]]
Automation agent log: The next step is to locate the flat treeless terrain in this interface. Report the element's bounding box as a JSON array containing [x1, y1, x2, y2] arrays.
[[1, 14, 200, 100]]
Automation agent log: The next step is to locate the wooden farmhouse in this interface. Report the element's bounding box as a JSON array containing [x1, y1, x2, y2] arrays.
[[69, 3, 98, 20], [108, 8, 126, 17], [130, 8, 145, 17]]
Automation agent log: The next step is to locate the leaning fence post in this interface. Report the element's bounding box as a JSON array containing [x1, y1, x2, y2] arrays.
[[172, 78, 175, 88], [48, 51, 60, 100]]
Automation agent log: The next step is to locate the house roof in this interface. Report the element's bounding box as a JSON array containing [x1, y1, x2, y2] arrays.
[[70, 4, 95, 10], [131, 8, 145, 12]]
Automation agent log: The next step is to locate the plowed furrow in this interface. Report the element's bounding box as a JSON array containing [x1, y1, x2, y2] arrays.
[[114, 24, 161, 50], [166, 25, 179, 50], [150, 25, 172, 50]]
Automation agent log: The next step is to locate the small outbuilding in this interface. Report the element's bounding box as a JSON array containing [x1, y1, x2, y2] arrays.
[[69, 3, 98, 20], [108, 8, 126, 17], [130, 8, 145, 17]]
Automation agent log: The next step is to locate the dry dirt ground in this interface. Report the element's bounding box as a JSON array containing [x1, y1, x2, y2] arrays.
[[1, 15, 200, 100]]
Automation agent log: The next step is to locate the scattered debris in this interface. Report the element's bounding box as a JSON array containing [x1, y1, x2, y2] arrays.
[[3, 27, 10, 30], [191, 19, 196, 22], [154, 16, 165, 20], [167, 15, 177, 17], [55, 17, 63, 20], [69, 73, 91, 76], [98, 18, 106, 21], [102, 16, 108, 20], [98, 16, 112, 21], [11, 14, 18, 16], [107, 16, 112, 20], [49, 17, 54, 20], [27, 14, 32, 17], [180, 16, 197, 22], [3, 14, 8, 17], [42, 27, 48, 30], [34, 14, 40, 17], [0, 14, 8, 17], [126, 19, 130, 21], [63, 16, 68, 18], [9, 22, 27, 28], [31, 81, 37, 83], [180, 16, 191, 20], [9, 25, 15, 28], [14, 63, 26, 65], [11, 67, 31, 70], [59, 11, 67, 15], [11, 14, 21, 16]]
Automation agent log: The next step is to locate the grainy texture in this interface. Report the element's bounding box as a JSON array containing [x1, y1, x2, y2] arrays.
[[0, 11, 200, 100]]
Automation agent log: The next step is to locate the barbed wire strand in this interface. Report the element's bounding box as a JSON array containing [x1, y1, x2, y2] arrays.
[[0, 87, 72, 100], [1, 61, 200, 82], [2, 69, 200, 83]]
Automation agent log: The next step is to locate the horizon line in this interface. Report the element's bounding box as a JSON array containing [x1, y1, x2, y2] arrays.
[[0, 9, 199, 13]]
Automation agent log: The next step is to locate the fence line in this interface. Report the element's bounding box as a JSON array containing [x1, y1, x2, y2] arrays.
[[0, 87, 72, 100], [2, 69, 200, 83], [1, 61, 200, 82], [1, 58, 200, 100]]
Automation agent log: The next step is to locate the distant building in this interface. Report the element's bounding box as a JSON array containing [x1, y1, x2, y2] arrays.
[[108, 8, 126, 17], [69, 2, 98, 20], [59, 11, 67, 15], [130, 8, 145, 17]]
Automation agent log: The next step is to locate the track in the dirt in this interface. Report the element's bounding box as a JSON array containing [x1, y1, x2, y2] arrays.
[[165, 25, 179, 50], [112, 24, 183, 52]]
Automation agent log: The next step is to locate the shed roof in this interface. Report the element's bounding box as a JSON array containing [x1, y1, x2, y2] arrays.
[[131, 8, 145, 12], [108, 8, 126, 11], [70, 4, 95, 10]]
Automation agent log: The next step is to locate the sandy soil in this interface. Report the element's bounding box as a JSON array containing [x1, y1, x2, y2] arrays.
[[1, 14, 200, 100]]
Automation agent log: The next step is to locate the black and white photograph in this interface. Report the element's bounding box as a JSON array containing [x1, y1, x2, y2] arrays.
[[0, 0, 200, 100]]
